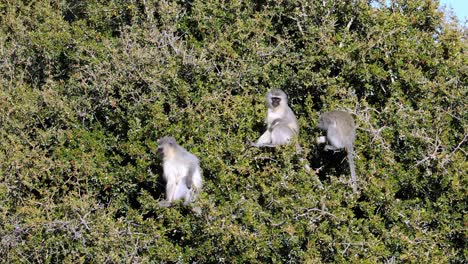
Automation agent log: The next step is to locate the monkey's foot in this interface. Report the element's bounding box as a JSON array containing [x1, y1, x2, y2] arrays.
[[324, 145, 341, 152], [158, 200, 172, 207]]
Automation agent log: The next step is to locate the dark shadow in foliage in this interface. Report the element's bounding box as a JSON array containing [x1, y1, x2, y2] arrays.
[[312, 148, 350, 186], [141, 162, 166, 221], [146, 162, 166, 199], [113, 187, 142, 219], [448, 230, 466, 261], [316, 240, 336, 263], [171, 1, 201, 42], [161, 205, 199, 247], [54, 50, 74, 82], [253, 0, 267, 12], [251, 95, 269, 140], [98, 183, 117, 211], [24, 52, 48, 89], [395, 172, 445, 203], [178, 64, 197, 84], [271, 11, 305, 50], [352, 197, 368, 220], [140, 173, 167, 221], [62, 1, 88, 23], [394, 182, 417, 201], [113, 175, 165, 220]]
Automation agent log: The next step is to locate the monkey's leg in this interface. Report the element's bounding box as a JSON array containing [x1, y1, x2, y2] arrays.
[[253, 131, 272, 147], [173, 183, 190, 201], [158, 200, 172, 207], [183, 189, 193, 205], [165, 181, 177, 202], [271, 125, 293, 145], [324, 145, 341, 151]]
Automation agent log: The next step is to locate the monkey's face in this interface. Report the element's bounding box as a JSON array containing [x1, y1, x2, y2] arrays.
[[317, 116, 328, 130], [157, 143, 176, 160], [157, 137, 177, 159], [317, 114, 337, 131], [271, 97, 281, 108], [266, 89, 287, 109], [157, 145, 165, 156]]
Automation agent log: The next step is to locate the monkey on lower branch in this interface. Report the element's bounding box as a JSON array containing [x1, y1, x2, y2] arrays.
[[157, 136, 203, 207]]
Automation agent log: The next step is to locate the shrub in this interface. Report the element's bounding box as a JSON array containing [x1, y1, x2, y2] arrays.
[[0, 0, 466, 262]]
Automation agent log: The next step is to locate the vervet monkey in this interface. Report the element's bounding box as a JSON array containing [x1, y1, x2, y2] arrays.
[[254, 89, 299, 147], [157, 137, 202, 207], [317, 110, 357, 192]]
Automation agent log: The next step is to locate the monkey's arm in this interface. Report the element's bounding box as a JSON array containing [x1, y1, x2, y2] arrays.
[[190, 166, 202, 191], [185, 166, 194, 189], [184, 162, 202, 204], [185, 163, 202, 190]]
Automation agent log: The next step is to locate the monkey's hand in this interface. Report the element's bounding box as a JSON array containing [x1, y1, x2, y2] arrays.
[[158, 200, 172, 207], [316, 136, 327, 144], [249, 141, 259, 147]]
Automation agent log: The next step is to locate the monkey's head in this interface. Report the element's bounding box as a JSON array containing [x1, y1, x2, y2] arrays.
[[317, 114, 333, 130], [317, 115, 329, 130], [157, 136, 177, 159], [267, 89, 287, 109]]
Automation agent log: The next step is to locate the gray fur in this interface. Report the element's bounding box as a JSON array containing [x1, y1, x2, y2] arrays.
[[254, 89, 299, 147], [317, 110, 357, 192], [157, 136, 203, 206]]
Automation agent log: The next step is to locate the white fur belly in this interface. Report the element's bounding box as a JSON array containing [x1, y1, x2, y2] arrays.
[[163, 160, 189, 183], [267, 109, 284, 124], [173, 183, 190, 200]]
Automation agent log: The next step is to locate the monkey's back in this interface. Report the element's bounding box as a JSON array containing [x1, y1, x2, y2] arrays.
[[324, 110, 355, 147]]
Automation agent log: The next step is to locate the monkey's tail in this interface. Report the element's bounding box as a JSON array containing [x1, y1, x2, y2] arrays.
[[347, 145, 357, 193]]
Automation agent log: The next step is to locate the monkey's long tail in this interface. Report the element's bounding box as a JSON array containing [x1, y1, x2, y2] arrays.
[[347, 145, 357, 193]]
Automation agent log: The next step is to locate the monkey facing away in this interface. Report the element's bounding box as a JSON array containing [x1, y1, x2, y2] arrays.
[[317, 110, 357, 192], [157, 137, 202, 207], [254, 89, 299, 147]]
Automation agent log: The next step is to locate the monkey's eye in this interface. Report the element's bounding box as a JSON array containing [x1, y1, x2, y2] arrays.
[[271, 97, 281, 106]]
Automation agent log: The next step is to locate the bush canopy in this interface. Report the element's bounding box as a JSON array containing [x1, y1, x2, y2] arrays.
[[0, 0, 466, 262]]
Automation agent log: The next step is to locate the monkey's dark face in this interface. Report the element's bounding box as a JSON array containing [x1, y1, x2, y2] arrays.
[[157, 143, 176, 159], [271, 97, 281, 108], [157, 145, 165, 156], [317, 116, 328, 130], [157, 137, 177, 158]]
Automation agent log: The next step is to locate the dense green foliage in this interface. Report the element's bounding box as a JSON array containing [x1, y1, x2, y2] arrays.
[[0, 0, 466, 262]]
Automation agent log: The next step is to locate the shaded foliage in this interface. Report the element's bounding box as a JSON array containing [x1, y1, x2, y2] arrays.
[[0, 0, 466, 262]]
